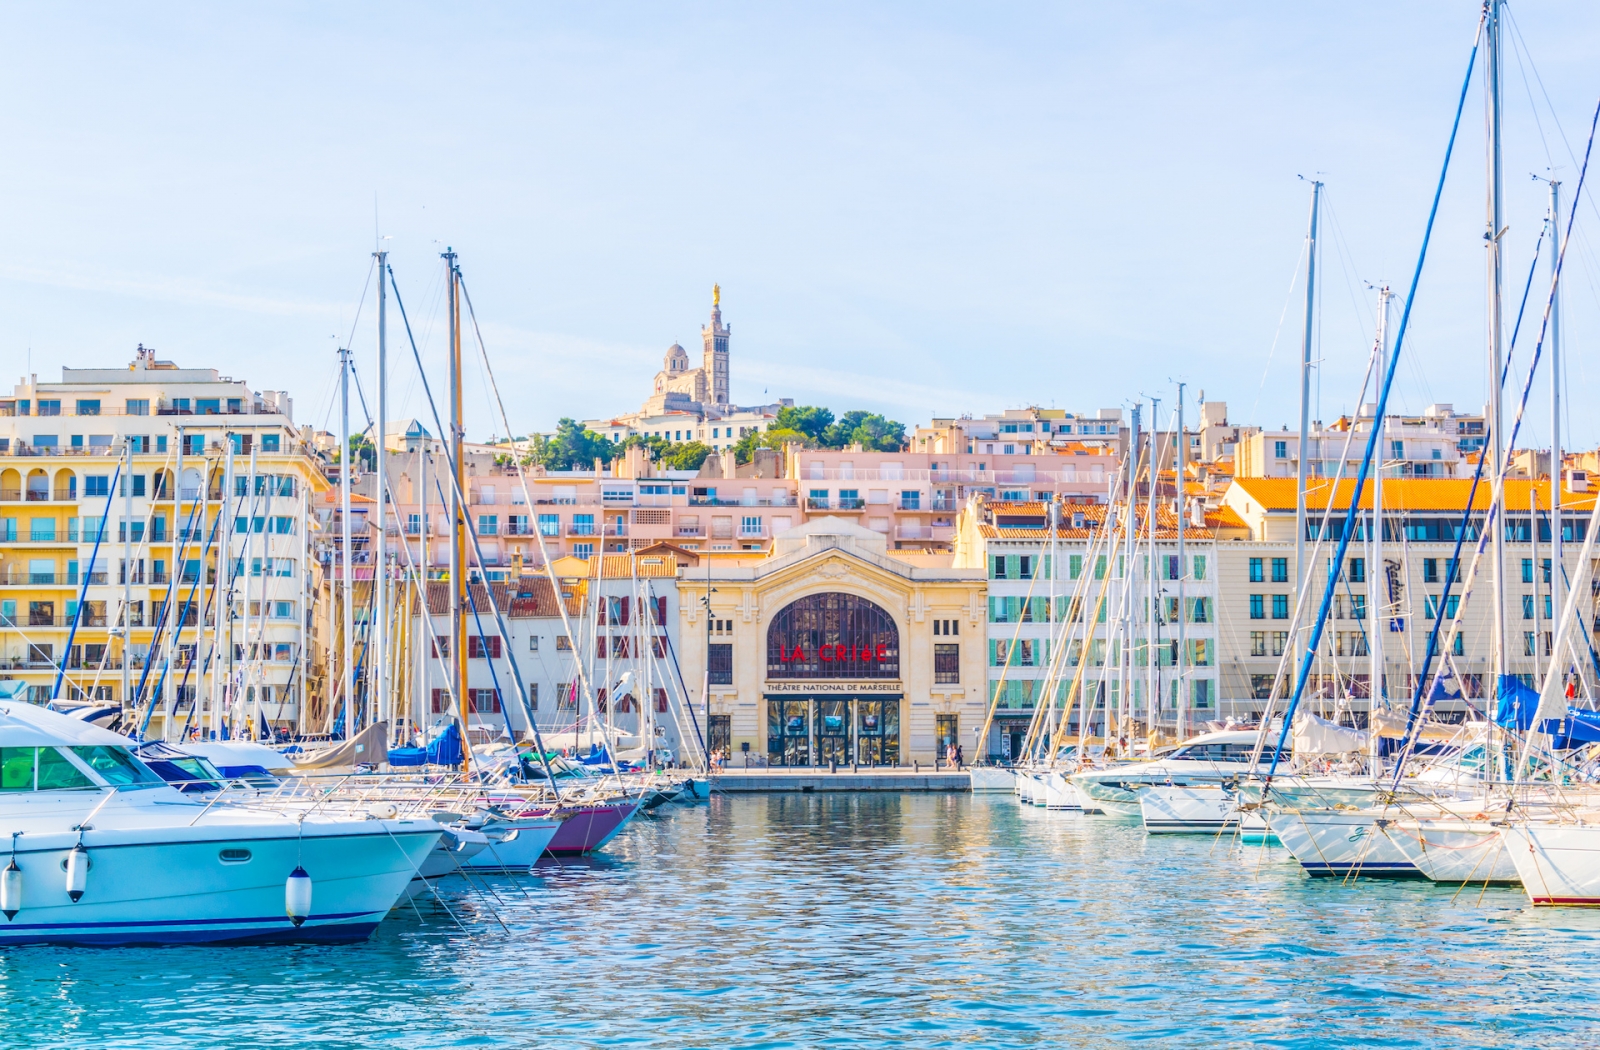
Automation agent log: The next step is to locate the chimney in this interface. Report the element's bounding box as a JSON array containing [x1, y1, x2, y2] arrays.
[[722, 449, 737, 480], [1189, 498, 1206, 529], [1567, 469, 1589, 493]]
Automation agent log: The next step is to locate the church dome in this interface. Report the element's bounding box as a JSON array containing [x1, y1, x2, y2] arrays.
[[664, 342, 689, 372]]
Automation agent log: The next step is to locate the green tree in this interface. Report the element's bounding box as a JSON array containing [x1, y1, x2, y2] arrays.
[[659, 441, 712, 471], [733, 426, 810, 464], [822, 410, 905, 451], [774, 405, 834, 442], [524, 418, 619, 470]]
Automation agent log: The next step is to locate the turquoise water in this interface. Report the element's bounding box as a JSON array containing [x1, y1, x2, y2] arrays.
[[3, 794, 1599, 1048]]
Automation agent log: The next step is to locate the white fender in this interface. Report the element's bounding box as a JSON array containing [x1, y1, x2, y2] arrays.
[[1, 858, 20, 920], [65, 844, 88, 903], [285, 866, 312, 927]]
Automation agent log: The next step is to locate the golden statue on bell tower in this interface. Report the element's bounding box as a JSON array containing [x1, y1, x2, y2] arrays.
[[712, 283, 720, 307]]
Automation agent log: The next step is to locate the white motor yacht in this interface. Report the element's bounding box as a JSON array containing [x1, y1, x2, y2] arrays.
[[0, 702, 441, 945], [1071, 732, 1285, 818]]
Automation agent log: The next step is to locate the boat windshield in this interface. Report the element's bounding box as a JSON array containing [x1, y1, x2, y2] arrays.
[[68, 745, 167, 789], [1, 747, 97, 791], [1167, 742, 1281, 763]]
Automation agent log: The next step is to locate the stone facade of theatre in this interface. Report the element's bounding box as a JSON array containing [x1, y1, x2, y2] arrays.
[[675, 518, 986, 767]]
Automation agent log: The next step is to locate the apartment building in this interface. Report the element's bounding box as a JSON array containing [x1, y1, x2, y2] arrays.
[[0, 348, 329, 736], [953, 497, 1220, 759], [1235, 404, 1485, 481], [915, 407, 1127, 457], [791, 443, 1120, 552], [1212, 476, 1596, 722]]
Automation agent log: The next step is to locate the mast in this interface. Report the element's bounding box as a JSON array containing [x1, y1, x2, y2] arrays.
[[167, 426, 184, 740], [1145, 395, 1159, 739], [374, 247, 389, 735], [122, 435, 133, 721], [1547, 178, 1563, 692], [1369, 286, 1390, 718], [1119, 404, 1139, 753], [416, 426, 428, 743], [339, 347, 354, 738], [1296, 180, 1322, 656], [1486, 0, 1508, 706], [1175, 382, 1186, 741], [445, 249, 469, 770], [220, 439, 233, 737]]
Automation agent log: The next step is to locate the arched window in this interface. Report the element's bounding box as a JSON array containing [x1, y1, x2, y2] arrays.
[[767, 592, 899, 679]]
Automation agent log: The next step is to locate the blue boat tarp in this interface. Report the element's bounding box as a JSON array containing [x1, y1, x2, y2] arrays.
[[387, 747, 428, 767], [1495, 674, 1600, 746]]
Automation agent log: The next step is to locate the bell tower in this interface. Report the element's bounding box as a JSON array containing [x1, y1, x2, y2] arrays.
[[701, 283, 730, 408]]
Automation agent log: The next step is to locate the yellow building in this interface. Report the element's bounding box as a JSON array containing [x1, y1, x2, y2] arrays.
[[0, 348, 330, 735], [674, 518, 985, 766]]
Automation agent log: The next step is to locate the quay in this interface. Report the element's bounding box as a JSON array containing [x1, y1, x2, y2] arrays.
[[710, 768, 972, 792]]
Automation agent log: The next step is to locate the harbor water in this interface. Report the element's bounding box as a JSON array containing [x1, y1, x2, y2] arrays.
[[3, 793, 1599, 1048]]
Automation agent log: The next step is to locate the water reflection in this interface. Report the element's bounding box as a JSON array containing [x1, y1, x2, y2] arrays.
[[3, 794, 1600, 1048]]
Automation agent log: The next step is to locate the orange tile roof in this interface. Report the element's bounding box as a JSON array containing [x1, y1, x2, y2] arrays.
[[1231, 477, 1597, 512]]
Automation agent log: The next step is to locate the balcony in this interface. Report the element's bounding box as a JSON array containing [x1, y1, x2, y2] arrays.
[[738, 527, 766, 539], [688, 496, 794, 508], [0, 570, 79, 586], [895, 525, 955, 542], [567, 523, 598, 537], [675, 526, 704, 538]]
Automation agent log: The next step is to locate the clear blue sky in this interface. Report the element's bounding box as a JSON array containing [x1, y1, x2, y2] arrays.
[[2, 2, 1599, 447]]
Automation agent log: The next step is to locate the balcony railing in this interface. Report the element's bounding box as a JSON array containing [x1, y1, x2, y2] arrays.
[[567, 524, 598, 537], [895, 525, 955, 541], [688, 496, 794, 507], [0, 571, 80, 586], [675, 526, 704, 537]]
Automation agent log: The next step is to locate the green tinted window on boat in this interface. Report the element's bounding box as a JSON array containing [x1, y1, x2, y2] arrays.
[[69, 746, 164, 787], [37, 747, 95, 790], [0, 747, 35, 790]]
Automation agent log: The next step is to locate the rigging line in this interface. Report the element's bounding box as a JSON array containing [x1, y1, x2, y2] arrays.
[[1506, 7, 1600, 229], [1249, 236, 1308, 424], [1400, 89, 1600, 783], [1318, 191, 1377, 350], [384, 264, 562, 791], [1505, 9, 1555, 172], [1263, 9, 1485, 787]]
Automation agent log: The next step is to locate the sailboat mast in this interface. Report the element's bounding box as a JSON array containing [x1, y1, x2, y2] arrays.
[[339, 347, 354, 737], [1145, 395, 1159, 739], [374, 248, 388, 733], [1370, 286, 1390, 715], [1296, 180, 1322, 655], [1175, 382, 1186, 741], [1547, 178, 1563, 692], [1485, 0, 1508, 704], [444, 248, 469, 770]]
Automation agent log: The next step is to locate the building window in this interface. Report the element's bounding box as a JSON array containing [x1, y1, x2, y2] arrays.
[[538, 514, 559, 537], [1272, 631, 1288, 657], [1522, 595, 1534, 620], [709, 643, 733, 685], [1248, 557, 1263, 583], [469, 688, 502, 714], [1249, 594, 1264, 619], [934, 643, 960, 684], [1250, 631, 1267, 657], [1274, 440, 1287, 458], [261, 433, 281, 452], [1351, 594, 1366, 620], [1424, 558, 1439, 584], [1272, 595, 1289, 619], [901, 490, 921, 510], [933, 618, 958, 636], [1270, 557, 1289, 583], [467, 635, 503, 659], [1348, 557, 1365, 583]]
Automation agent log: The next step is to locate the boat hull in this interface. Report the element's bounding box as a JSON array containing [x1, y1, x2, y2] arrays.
[[1271, 810, 1423, 878], [967, 767, 1015, 793], [1389, 821, 1519, 884], [1141, 785, 1237, 834], [543, 799, 642, 855], [0, 824, 439, 946], [466, 819, 562, 872], [1504, 825, 1600, 904]]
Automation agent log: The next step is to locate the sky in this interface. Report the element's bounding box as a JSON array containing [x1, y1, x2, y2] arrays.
[[2, 2, 1600, 448]]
